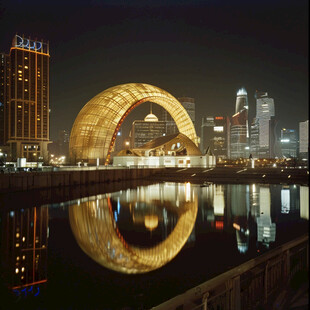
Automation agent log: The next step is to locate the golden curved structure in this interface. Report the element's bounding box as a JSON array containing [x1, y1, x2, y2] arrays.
[[69, 192, 197, 274], [69, 83, 198, 164]]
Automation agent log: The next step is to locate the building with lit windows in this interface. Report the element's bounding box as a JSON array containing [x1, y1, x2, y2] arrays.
[[299, 120, 308, 161], [230, 88, 249, 159], [250, 91, 276, 158], [131, 113, 166, 147], [200, 116, 229, 158], [0, 35, 50, 162], [280, 128, 297, 158]]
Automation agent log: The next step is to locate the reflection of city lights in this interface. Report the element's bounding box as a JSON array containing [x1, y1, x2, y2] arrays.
[[185, 182, 191, 202], [233, 223, 240, 230]]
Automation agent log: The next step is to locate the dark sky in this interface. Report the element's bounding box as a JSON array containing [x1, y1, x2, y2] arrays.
[[0, 0, 308, 140]]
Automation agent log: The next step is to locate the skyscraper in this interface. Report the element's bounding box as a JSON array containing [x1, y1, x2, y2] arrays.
[[280, 128, 297, 158], [200, 116, 229, 158], [0, 35, 50, 162], [251, 91, 275, 158], [299, 120, 308, 161], [230, 88, 249, 159]]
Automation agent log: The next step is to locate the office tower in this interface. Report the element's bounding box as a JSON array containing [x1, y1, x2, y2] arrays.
[[0, 54, 10, 147], [230, 88, 249, 159], [299, 120, 309, 160], [280, 128, 297, 158], [200, 116, 229, 158], [251, 91, 275, 158], [0, 35, 50, 162], [131, 113, 166, 147], [162, 97, 195, 135]]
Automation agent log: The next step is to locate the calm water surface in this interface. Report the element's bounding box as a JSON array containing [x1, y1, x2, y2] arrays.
[[1, 182, 308, 309]]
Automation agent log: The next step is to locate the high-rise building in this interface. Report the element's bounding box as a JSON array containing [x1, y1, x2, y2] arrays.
[[250, 91, 276, 158], [161, 97, 195, 135], [200, 116, 229, 158], [230, 88, 249, 159], [131, 113, 166, 147], [0, 35, 50, 162], [280, 128, 297, 158], [299, 120, 309, 161]]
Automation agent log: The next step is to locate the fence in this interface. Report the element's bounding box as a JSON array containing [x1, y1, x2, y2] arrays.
[[153, 234, 308, 310]]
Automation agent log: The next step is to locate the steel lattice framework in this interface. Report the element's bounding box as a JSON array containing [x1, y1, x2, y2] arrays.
[[69, 83, 198, 164]]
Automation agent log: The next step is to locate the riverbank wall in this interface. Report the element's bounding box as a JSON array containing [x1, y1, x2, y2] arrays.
[[0, 167, 163, 193]]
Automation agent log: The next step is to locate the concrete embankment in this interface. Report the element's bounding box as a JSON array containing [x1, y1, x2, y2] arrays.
[[150, 167, 309, 185], [0, 167, 164, 193]]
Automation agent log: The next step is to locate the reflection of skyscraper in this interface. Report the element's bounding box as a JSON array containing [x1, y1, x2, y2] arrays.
[[300, 186, 309, 220], [0, 35, 50, 162], [230, 88, 249, 158], [1, 206, 48, 296], [257, 186, 276, 247]]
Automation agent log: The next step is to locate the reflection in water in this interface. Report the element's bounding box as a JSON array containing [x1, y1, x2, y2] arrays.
[[69, 183, 198, 274], [300, 186, 309, 220], [256, 186, 276, 248], [1, 206, 48, 299]]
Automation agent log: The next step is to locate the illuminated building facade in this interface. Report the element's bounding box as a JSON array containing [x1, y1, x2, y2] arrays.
[[200, 116, 229, 158], [1, 206, 48, 295], [0, 35, 50, 162], [250, 91, 276, 158], [161, 97, 195, 135], [114, 133, 216, 167], [70, 83, 198, 165], [230, 88, 249, 159], [280, 128, 297, 158], [131, 113, 166, 147], [299, 120, 309, 161]]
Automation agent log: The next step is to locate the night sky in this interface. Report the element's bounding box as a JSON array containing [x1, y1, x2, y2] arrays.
[[0, 0, 308, 141]]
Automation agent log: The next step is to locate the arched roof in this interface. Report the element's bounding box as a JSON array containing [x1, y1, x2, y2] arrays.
[[69, 83, 198, 164], [117, 133, 202, 157]]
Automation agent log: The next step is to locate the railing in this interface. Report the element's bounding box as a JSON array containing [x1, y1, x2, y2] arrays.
[[152, 234, 308, 310]]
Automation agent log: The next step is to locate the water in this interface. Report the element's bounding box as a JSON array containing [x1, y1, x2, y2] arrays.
[[1, 182, 308, 309]]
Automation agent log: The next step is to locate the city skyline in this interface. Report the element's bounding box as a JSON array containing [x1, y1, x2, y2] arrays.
[[0, 0, 308, 141]]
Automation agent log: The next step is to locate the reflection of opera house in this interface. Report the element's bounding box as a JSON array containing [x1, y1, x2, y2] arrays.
[[113, 133, 216, 167]]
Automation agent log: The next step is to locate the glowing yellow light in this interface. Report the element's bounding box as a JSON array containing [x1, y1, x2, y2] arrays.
[[15, 268, 19, 274], [70, 83, 197, 165], [16, 233, 20, 238], [21, 267, 25, 272]]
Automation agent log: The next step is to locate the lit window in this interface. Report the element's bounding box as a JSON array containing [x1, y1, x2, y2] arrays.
[[16, 256, 20, 261], [18, 70, 22, 73], [15, 268, 19, 274], [21, 267, 25, 272], [214, 126, 224, 132], [24, 66, 28, 69], [18, 78, 22, 81], [22, 255, 25, 260], [22, 237, 25, 242], [16, 233, 20, 237], [16, 243, 20, 247]]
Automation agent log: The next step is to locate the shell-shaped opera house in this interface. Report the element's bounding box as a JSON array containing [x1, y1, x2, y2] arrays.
[[68, 187, 198, 274], [69, 83, 198, 165]]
